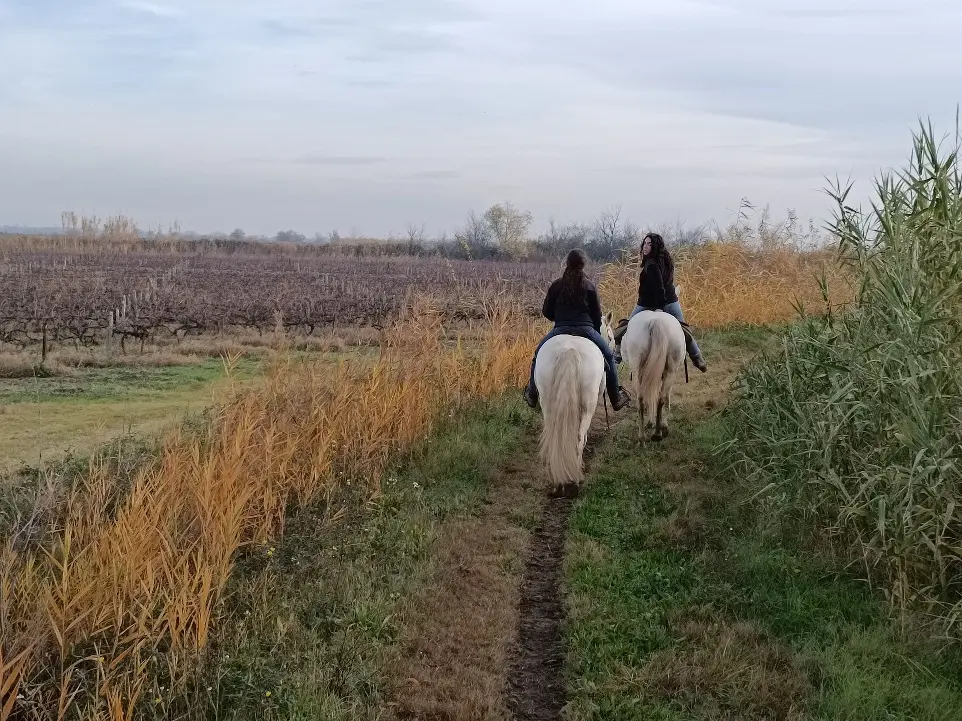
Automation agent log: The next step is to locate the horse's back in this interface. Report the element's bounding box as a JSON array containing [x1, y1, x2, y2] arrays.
[[623, 310, 685, 361], [535, 333, 605, 390], [537, 333, 603, 364]]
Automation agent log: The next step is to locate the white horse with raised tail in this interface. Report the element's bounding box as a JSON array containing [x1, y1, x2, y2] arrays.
[[535, 313, 616, 496], [616, 293, 686, 442]]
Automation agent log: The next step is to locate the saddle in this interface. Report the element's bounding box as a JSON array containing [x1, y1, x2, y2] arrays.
[[554, 326, 596, 341], [613, 312, 695, 346]]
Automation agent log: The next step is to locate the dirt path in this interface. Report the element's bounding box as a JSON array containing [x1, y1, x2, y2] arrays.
[[389, 451, 545, 720], [505, 430, 608, 721], [389, 339, 749, 720], [388, 410, 612, 720], [506, 494, 573, 721]]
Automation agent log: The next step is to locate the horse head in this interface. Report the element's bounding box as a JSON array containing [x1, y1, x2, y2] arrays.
[[601, 311, 615, 348]]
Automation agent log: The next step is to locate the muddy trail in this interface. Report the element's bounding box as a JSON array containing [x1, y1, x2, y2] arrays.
[[506, 493, 573, 720], [389, 412, 614, 721], [506, 433, 606, 721]]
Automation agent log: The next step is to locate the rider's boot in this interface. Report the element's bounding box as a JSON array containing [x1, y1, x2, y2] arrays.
[[682, 326, 708, 373], [610, 386, 631, 411], [612, 319, 629, 364], [522, 357, 539, 408]]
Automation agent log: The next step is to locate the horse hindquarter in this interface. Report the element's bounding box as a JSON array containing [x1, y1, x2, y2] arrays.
[[624, 312, 685, 439], [638, 319, 670, 424], [536, 339, 603, 487]]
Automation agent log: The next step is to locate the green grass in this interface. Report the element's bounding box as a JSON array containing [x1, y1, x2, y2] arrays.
[[0, 357, 263, 404], [0, 357, 271, 475], [564, 355, 962, 720], [144, 397, 534, 719]]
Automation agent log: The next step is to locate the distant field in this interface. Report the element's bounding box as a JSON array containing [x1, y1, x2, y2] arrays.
[[0, 358, 262, 475], [0, 236, 555, 367]]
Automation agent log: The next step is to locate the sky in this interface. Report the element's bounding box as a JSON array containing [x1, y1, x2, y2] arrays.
[[0, 0, 959, 237]]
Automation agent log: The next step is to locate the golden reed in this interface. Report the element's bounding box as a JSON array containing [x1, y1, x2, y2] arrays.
[[0, 296, 538, 720]]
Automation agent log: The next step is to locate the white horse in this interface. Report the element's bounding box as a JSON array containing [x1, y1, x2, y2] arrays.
[[616, 302, 686, 442], [535, 312, 616, 496]]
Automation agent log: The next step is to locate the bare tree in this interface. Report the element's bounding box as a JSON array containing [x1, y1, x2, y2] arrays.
[[536, 218, 590, 257], [405, 222, 426, 255], [483, 201, 533, 258], [595, 205, 623, 253], [454, 210, 494, 259]]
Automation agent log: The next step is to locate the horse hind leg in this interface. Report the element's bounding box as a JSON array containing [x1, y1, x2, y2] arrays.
[[652, 397, 668, 442], [636, 385, 648, 443], [652, 366, 676, 442]]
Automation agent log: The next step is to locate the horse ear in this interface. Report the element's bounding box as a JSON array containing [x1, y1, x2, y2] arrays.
[[605, 311, 612, 323]]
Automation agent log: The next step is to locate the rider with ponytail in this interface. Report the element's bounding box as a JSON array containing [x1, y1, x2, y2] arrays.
[[523, 249, 631, 410]]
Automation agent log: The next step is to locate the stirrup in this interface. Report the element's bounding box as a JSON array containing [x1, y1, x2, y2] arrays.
[[610, 387, 631, 411]]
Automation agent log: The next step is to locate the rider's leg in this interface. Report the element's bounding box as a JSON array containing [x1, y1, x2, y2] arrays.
[[584, 327, 631, 410], [614, 305, 648, 363], [663, 301, 706, 371], [524, 326, 565, 407]]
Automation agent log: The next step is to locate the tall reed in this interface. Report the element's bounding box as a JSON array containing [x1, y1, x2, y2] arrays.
[[725, 120, 962, 637], [598, 231, 853, 327], [0, 296, 538, 719]]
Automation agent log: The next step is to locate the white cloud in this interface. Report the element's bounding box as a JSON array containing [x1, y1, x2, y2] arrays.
[[0, 0, 958, 234], [116, 0, 182, 18]]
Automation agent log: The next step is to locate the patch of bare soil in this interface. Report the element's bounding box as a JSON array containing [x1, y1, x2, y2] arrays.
[[388, 454, 543, 720]]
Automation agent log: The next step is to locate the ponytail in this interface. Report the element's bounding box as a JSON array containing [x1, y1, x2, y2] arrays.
[[559, 248, 588, 302]]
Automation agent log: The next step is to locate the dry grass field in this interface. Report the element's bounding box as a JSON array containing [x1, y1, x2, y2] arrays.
[[8, 167, 960, 720]]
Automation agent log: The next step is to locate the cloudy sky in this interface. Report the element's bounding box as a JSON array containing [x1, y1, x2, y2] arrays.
[[0, 0, 959, 237]]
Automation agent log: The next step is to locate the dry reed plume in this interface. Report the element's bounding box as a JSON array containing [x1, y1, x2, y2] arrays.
[[0, 296, 539, 720], [599, 240, 854, 328]]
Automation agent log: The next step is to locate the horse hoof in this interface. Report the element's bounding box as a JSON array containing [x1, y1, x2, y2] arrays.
[[550, 482, 580, 499], [651, 432, 665, 442]]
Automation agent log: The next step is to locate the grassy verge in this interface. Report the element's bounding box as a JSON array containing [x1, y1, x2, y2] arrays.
[[0, 358, 264, 475], [564, 333, 962, 721], [0, 357, 263, 405], [143, 397, 532, 719]]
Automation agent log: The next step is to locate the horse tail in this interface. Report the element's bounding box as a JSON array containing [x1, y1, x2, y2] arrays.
[[639, 318, 670, 422], [539, 346, 586, 484]]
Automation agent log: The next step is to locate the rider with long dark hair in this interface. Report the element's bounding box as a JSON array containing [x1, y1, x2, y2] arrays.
[[626, 232, 707, 372], [523, 248, 631, 410]]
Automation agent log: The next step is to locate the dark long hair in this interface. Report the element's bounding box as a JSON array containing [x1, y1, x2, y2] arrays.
[[643, 233, 673, 280], [559, 248, 588, 302]]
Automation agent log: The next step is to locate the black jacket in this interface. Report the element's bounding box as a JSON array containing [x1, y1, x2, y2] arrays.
[[542, 277, 602, 331], [637, 259, 678, 309]]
